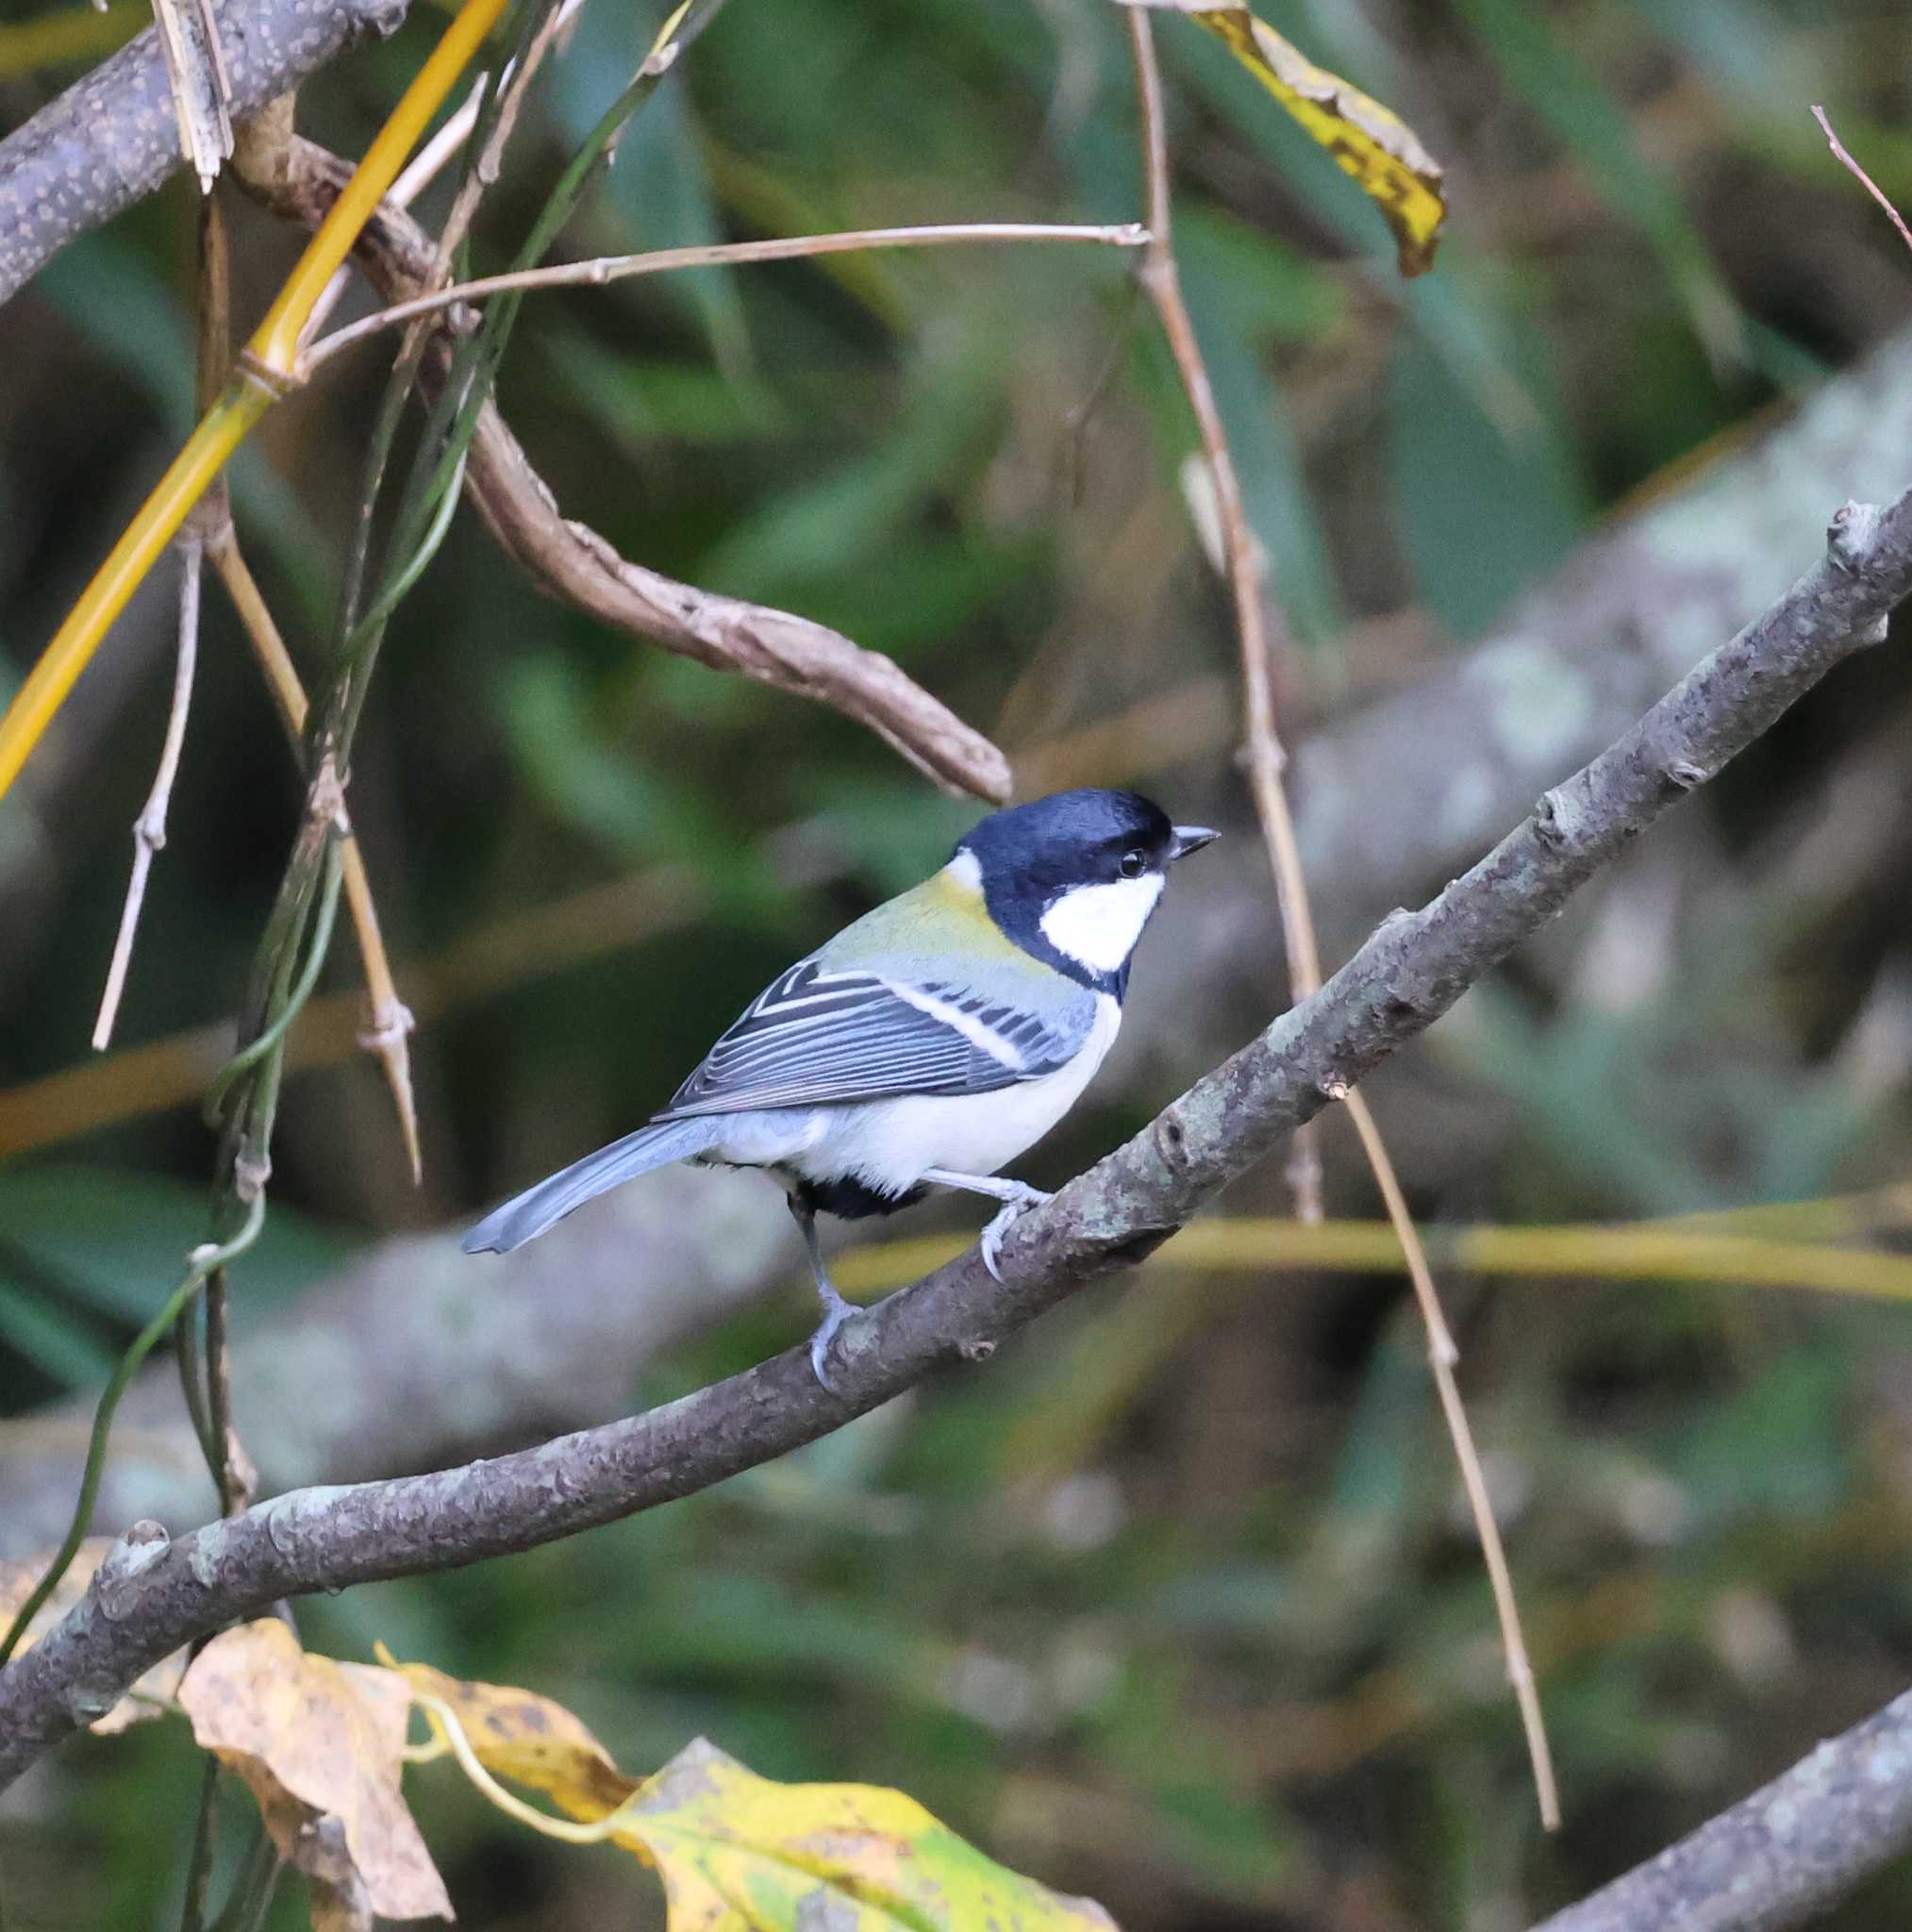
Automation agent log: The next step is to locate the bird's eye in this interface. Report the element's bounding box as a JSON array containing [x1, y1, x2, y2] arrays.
[[1118, 848, 1148, 879]]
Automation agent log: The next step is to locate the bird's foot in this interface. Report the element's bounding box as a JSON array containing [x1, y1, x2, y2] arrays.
[[806, 1280, 858, 1393], [979, 1182, 1054, 1284]]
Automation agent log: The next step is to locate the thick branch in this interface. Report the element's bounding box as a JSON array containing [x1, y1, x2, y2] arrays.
[[2, 485, 1907, 1790], [1530, 1684, 1912, 1932], [0, 0, 409, 308], [236, 131, 1012, 801]]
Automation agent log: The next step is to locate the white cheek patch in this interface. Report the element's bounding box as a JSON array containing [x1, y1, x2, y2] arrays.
[[1039, 874, 1163, 974]]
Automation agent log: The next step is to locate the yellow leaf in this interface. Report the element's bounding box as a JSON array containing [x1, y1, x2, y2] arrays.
[[0, 1541, 185, 1733], [385, 1656, 1119, 1928], [1185, 5, 1446, 276], [392, 1657, 642, 1824], [178, 1620, 452, 1928], [621, 1738, 1118, 1932]]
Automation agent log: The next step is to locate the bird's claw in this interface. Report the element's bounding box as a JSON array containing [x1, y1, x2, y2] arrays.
[[806, 1283, 856, 1393], [979, 1184, 1054, 1284]]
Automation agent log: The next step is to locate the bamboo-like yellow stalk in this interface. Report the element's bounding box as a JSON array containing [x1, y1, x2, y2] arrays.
[[246, 0, 508, 376], [0, 381, 268, 799], [0, 0, 511, 807], [831, 1216, 1912, 1304]]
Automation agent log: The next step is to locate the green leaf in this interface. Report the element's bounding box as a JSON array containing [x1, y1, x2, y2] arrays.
[[0, 1275, 116, 1387], [0, 1167, 352, 1324], [1388, 334, 1587, 638], [623, 1738, 1120, 1930], [1453, 0, 1746, 364]]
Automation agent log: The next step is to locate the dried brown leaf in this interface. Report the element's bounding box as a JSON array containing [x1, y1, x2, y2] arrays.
[[178, 1620, 452, 1926]]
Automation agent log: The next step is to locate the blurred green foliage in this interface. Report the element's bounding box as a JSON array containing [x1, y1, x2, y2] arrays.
[[8, 0, 1912, 1925]]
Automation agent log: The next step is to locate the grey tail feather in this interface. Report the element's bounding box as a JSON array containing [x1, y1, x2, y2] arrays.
[[460, 1116, 725, 1255]]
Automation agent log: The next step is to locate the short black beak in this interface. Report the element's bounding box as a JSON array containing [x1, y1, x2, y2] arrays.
[[1170, 824, 1219, 862]]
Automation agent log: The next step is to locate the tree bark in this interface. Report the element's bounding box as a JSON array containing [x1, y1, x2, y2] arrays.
[[0, 0, 414, 308]]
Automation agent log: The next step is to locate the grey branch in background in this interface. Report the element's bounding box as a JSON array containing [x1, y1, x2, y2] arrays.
[[1, 484, 1907, 1801], [1530, 1684, 1912, 1932], [1290, 330, 1912, 933], [0, 0, 411, 308], [0, 1166, 800, 1560]]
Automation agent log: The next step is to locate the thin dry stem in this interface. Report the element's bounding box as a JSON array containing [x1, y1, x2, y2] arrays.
[[91, 540, 203, 1052], [435, 0, 585, 271], [1345, 1085, 1556, 1824], [203, 1268, 257, 1517], [1123, 5, 1557, 1828], [1122, 8, 1324, 1221], [302, 74, 489, 348], [92, 190, 235, 1055], [1811, 106, 1912, 258], [205, 531, 422, 1182], [151, 0, 233, 192], [301, 222, 1150, 373]]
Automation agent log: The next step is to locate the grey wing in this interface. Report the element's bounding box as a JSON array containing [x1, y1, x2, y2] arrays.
[[658, 960, 1093, 1118]]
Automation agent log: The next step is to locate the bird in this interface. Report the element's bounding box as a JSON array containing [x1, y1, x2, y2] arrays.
[[462, 788, 1218, 1386]]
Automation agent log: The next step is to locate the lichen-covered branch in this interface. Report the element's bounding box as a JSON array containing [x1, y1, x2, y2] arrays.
[[1289, 333, 1912, 934], [1, 485, 1906, 1793], [0, 0, 410, 308]]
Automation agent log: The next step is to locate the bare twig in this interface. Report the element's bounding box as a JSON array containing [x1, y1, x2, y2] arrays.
[[1811, 106, 1912, 259], [91, 541, 201, 1052], [91, 188, 229, 1055], [3, 478, 1906, 1792], [205, 530, 422, 1179], [240, 133, 1013, 799], [1122, 6, 1557, 1826], [299, 222, 1150, 373], [1122, 9, 1324, 1222]]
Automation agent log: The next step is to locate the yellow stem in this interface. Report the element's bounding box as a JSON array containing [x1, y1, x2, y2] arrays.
[[0, 0, 511, 808], [831, 1217, 1912, 1304], [248, 0, 510, 375], [0, 380, 268, 800]]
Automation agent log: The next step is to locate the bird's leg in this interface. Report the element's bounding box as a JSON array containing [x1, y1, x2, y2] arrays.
[[789, 1193, 856, 1391], [919, 1169, 1055, 1284]]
